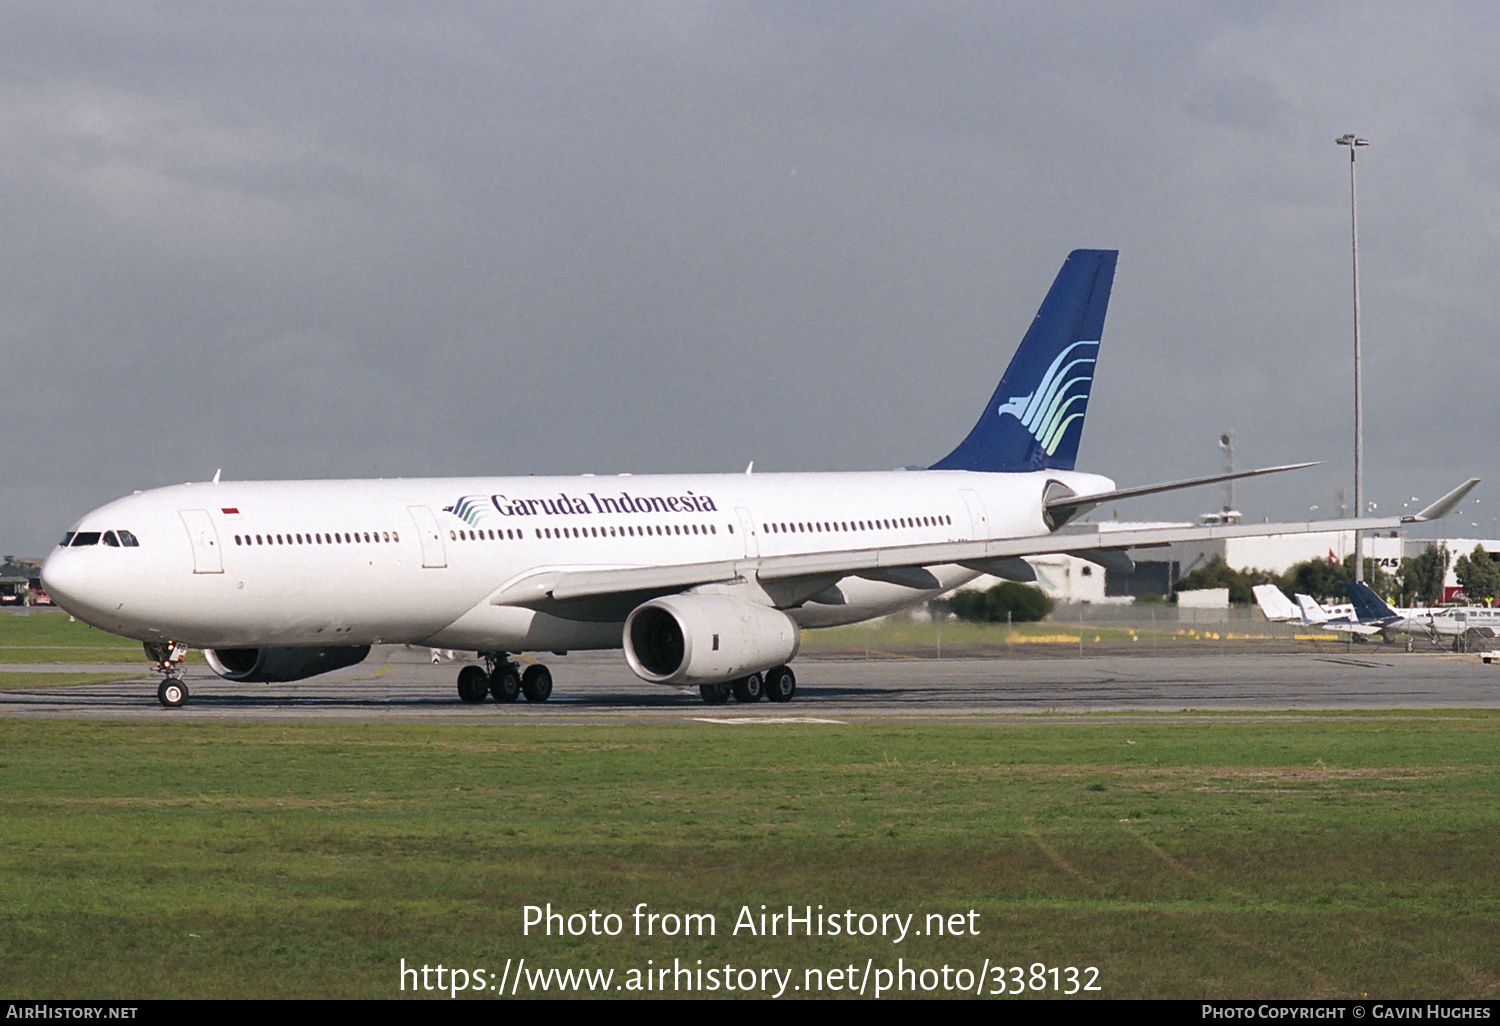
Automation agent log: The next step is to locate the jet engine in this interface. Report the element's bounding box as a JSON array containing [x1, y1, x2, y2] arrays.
[[623, 594, 800, 685], [204, 645, 371, 683]]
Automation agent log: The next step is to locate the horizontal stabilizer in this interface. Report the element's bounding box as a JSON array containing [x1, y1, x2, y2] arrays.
[[1045, 462, 1319, 521], [1405, 479, 1481, 522]]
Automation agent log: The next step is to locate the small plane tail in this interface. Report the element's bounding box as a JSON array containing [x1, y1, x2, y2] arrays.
[[1345, 580, 1399, 623], [931, 249, 1117, 472], [1253, 584, 1300, 622], [1295, 593, 1330, 624]]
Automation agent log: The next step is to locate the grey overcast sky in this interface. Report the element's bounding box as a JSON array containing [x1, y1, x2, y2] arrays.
[[3, 2, 1497, 554]]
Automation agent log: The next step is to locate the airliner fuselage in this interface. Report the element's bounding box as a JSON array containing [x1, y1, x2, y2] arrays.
[[41, 467, 1110, 652]]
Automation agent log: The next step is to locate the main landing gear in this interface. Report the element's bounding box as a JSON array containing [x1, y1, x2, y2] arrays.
[[698, 665, 797, 705], [145, 641, 189, 708], [456, 653, 552, 704]]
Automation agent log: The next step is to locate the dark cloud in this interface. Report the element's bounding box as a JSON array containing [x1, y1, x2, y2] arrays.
[[2, 2, 1497, 551]]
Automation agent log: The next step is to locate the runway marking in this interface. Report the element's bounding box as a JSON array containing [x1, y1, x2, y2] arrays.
[[692, 717, 846, 725]]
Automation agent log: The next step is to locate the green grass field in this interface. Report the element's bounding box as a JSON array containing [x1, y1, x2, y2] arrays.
[[0, 611, 139, 648], [2, 715, 1496, 999], [0, 671, 152, 690], [0, 610, 203, 663]]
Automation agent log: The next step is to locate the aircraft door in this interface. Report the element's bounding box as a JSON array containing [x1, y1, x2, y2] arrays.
[[959, 489, 988, 541], [735, 507, 759, 559], [407, 506, 448, 568], [178, 509, 224, 574]]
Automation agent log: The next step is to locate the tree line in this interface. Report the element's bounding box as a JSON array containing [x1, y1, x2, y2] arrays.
[[942, 543, 1498, 624], [1170, 544, 1498, 608]]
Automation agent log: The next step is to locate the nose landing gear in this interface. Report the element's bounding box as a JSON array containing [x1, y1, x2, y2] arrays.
[[145, 641, 189, 708]]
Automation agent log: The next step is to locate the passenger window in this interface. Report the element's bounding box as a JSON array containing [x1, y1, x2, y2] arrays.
[[392, 532, 399, 542]]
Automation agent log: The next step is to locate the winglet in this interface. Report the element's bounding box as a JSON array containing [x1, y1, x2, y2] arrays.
[[1404, 479, 1481, 522]]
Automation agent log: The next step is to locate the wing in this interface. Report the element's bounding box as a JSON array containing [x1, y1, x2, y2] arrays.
[[486, 479, 1480, 620]]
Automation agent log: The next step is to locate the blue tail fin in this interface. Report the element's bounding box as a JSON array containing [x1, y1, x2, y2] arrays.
[[1345, 580, 1398, 623], [931, 249, 1117, 472]]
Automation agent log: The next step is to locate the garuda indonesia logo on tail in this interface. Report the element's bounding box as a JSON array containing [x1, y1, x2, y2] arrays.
[[929, 249, 1114, 473], [994, 340, 1098, 456]]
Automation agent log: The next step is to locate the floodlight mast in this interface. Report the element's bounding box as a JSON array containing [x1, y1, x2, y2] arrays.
[[1336, 133, 1369, 581]]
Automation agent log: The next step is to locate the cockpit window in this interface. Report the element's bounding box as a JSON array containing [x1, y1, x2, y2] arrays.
[[71, 532, 101, 547], [102, 531, 120, 547], [118, 530, 139, 547], [60, 532, 75, 547]]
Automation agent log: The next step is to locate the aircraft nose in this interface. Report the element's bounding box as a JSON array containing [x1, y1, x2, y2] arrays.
[[40, 549, 92, 616]]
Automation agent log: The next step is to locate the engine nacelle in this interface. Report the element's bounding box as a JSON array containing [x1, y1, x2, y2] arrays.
[[624, 594, 800, 685], [204, 645, 371, 683]]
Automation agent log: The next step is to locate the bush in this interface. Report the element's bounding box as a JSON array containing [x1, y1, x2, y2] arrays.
[[948, 582, 1055, 623]]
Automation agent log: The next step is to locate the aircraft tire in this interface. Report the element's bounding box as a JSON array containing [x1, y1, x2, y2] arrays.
[[764, 665, 796, 703], [457, 665, 489, 703], [699, 681, 732, 705], [521, 665, 553, 703], [158, 679, 189, 708], [731, 673, 764, 703], [490, 668, 521, 703]]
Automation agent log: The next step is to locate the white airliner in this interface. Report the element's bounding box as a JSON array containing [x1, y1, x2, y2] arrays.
[[40, 251, 1478, 707]]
